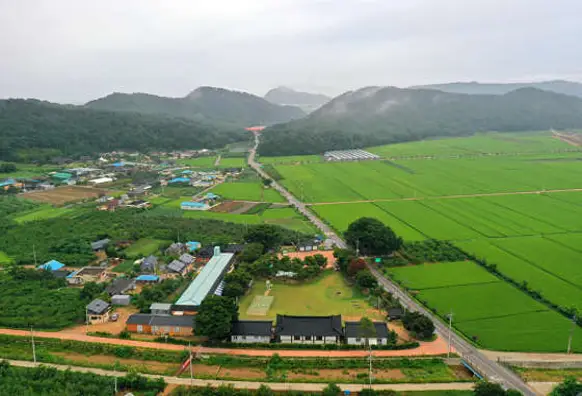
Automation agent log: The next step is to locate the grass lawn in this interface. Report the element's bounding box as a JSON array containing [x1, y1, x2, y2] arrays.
[[124, 238, 169, 258], [111, 260, 134, 273], [217, 157, 247, 168], [238, 271, 383, 321], [0, 251, 13, 265], [176, 157, 216, 168]]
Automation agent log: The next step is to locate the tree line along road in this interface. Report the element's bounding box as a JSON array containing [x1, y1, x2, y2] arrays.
[[247, 132, 537, 396]]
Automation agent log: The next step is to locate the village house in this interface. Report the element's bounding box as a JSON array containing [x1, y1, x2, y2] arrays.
[[66, 267, 107, 285], [126, 314, 194, 336], [230, 320, 273, 344], [167, 260, 188, 276], [105, 278, 136, 296], [140, 255, 158, 273], [344, 321, 391, 346], [136, 274, 160, 284], [165, 242, 185, 256], [275, 315, 343, 344], [388, 307, 404, 321], [86, 299, 111, 324], [179, 253, 195, 265]]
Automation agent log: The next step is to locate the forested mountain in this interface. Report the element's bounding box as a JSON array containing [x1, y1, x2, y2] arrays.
[[0, 99, 247, 161], [413, 80, 582, 98], [264, 86, 331, 112], [258, 86, 582, 156], [86, 87, 305, 126]]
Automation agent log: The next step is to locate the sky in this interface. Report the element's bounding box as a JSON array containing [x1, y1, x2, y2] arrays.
[[1, 0, 582, 103]]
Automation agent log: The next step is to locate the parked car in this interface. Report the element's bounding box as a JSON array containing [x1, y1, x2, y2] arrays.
[[110, 313, 119, 322]]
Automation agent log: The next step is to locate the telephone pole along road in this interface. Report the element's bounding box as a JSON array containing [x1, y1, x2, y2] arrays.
[[247, 132, 536, 396]]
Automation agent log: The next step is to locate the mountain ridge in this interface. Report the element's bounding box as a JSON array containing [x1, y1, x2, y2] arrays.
[[264, 86, 330, 112], [412, 80, 582, 98]]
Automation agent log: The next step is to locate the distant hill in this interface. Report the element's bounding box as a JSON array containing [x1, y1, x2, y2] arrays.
[[258, 86, 582, 156], [0, 99, 247, 162], [264, 87, 330, 112], [86, 87, 305, 126], [413, 80, 582, 98]]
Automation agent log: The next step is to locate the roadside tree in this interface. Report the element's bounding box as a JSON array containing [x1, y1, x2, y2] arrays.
[[345, 217, 402, 256]]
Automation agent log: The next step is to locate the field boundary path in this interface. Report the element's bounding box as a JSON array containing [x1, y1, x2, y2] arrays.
[[307, 187, 582, 206], [249, 132, 536, 395], [4, 359, 476, 392]]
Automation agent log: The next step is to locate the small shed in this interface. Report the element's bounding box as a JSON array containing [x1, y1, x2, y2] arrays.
[[136, 274, 160, 283], [388, 307, 404, 321], [112, 295, 131, 306], [91, 238, 111, 251], [150, 303, 172, 316]]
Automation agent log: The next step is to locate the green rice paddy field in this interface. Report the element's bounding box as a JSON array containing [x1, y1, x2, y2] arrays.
[[388, 262, 582, 352], [209, 181, 285, 203], [264, 131, 582, 352]]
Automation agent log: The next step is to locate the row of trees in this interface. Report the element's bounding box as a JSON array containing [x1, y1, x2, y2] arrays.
[[0, 361, 165, 396], [0, 163, 16, 173]]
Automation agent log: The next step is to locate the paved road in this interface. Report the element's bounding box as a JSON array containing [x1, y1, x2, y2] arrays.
[[5, 359, 475, 392], [248, 132, 536, 395], [247, 132, 346, 249], [0, 328, 447, 358]]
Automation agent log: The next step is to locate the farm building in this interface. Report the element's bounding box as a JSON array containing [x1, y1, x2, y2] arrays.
[[344, 321, 391, 345], [91, 238, 110, 251], [105, 278, 136, 296], [275, 315, 343, 344], [67, 267, 106, 285], [38, 260, 65, 271], [323, 149, 379, 162], [136, 274, 160, 284], [89, 177, 114, 185], [231, 320, 273, 344], [86, 299, 111, 324], [180, 201, 209, 211], [172, 247, 235, 314], [111, 295, 131, 306], [150, 303, 172, 316], [126, 314, 194, 336]]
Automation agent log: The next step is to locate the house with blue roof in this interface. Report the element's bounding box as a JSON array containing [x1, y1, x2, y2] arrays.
[[180, 201, 209, 211], [181, 170, 193, 175], [205, 192, 220, 200], [186, 241, 202, 252], [0, 178, 16, 188], [38, 260, 65, 271], [136, 274, 160, 283], [169, 177, 190, 184]]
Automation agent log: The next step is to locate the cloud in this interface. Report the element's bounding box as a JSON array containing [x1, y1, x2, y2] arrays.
[[0, 0, 580, 102]]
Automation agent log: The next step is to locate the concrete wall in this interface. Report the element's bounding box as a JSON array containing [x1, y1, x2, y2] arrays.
[[346, 337, 388, 346], [230, 335, 271, 343], [279, 335, 339, 344]]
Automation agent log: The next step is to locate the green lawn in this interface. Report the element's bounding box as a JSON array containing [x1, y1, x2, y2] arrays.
[[111, 260, 134, 273], [216, 157, 247, 168], [124, 238, 169, 258], [209, 182, 285, 203], [238, 271, 382, 320]]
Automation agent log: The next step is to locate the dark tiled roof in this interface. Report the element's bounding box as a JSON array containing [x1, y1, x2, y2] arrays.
[[179, 253, 195, 264], [388, 307, 404, 318], [231, 320, 272, 336], [51, 270, 71, 279], [105, 278, 135, 295], [126, 314, 194, 327], [344, 321, 389, 338], [167, 260, 187, 273], [91, 239, 110, 250], [141, 255, 158, 271], [87, 299, 110, 315], [222, 244, 244, 254], [275, 315, 343, 337]]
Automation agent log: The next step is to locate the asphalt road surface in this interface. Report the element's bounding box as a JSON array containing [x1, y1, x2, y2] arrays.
[[248, 132, 536, 395]]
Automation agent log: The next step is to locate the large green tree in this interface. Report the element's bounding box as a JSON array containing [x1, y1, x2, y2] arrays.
[[196, 295, 238, 341], [244, 224, 285, 251], [551, 377, 582, 396], [345, 217, 402, 256]]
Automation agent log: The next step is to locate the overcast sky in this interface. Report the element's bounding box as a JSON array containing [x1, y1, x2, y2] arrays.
[[1, 0, 581, 103]]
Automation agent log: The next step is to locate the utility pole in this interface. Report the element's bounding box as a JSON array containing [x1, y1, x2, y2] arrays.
[[33, 244, 37, 267], [368, 344, 373, 389], [356, 239, 360, 256], [189, 342, 193, 386], [114, 365, 118, 394], [30, 326, 36, 364], [85, 307, 89, 335], [447, 310, 454, 359], [567, 315, 577, 354]]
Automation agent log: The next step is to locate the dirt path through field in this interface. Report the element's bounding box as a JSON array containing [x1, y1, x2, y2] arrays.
[[308, 187, 582, 206]]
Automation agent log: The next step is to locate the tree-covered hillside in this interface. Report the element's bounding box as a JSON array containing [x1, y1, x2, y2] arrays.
[[413, 80, 582, 98], [258, 87, 582, 156], [86, 86, 305, 127], [0, 99, 248, 161]]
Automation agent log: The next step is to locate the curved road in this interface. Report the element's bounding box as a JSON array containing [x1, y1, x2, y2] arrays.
[[248, 132, 536, 395]]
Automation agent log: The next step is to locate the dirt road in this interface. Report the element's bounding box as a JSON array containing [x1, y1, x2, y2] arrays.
[[5, 359, 476, 392], [0, 328, 449, 358]]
